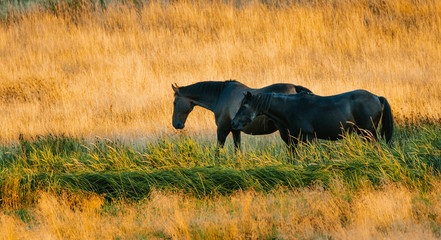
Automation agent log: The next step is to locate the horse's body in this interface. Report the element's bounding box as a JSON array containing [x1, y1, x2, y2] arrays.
[[231, 90, 394, 152], [172, 80, 312, 148]]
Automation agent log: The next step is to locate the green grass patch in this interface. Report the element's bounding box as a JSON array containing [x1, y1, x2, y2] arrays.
[[1, 125, 440, 208]]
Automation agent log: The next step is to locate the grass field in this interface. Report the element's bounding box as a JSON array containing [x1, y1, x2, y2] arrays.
[[0, 0, 441, 239], [1, 126, 441, 238], [0, 0, 440, 143]]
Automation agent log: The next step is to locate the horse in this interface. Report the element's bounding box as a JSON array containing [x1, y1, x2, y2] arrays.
[[172, 80, 312, 149], [231, 90, 394, 153]]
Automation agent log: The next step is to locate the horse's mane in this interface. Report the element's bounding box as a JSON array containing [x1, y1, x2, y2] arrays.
[[179, 80, 238, 100], [253, 93, 273, 113]]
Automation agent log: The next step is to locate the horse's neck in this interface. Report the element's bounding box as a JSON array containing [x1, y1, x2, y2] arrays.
[[181, 83, 225, 111], [191, 96, 215, 111], [261, 96, 290, 129]]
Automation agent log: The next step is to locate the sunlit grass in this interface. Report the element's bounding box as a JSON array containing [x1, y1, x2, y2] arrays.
[[1, 1, 441, 238], [0, 125, 439, 208], [1, 183, 441, 239], [0, 0, 440, 143]]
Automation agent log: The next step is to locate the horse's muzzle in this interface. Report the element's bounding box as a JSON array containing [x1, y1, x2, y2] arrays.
[[173, 122, 185, 129], [231, 120, 241, 130]]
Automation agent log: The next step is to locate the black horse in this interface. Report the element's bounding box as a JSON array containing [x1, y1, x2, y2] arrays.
[[172, 80, 311, 148], [231, 90, 393, 153]]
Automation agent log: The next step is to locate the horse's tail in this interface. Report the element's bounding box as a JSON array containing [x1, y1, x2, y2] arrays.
[[379, 96, 394, 144]]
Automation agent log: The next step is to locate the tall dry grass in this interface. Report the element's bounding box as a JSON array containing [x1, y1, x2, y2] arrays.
[[1, 182, 441, 239], [0, 0, 440, 143]]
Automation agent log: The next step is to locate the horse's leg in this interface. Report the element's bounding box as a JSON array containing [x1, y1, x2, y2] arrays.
[[286, 136, 299, 161], [301, 133, 314, 143], [356, 119, 378, 142], [217, 127, 230, 147], [278, 128, 290, 146], [368, 117, 380, 141], [214, 128, 230, 158], [368, 128, 378, 141], [232, 130, 241, 151], [279, 128, 297, 159]]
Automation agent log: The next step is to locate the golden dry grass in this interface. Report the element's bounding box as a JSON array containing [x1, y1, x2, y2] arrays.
[[1, 182, 441, 239], [0, 0, 440, 143], [1, 2, 440, 238]]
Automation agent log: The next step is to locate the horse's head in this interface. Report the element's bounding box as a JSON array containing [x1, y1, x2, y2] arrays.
[[172, 83, 194, 129], [231, 91, 259, 131]]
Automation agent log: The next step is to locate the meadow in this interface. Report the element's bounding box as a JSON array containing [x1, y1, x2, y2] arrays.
[[0, 0, 441, 238]]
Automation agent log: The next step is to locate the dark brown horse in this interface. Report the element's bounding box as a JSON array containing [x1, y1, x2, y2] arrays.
[[231, 90, 393, 153], [172, 80, 311, 148]]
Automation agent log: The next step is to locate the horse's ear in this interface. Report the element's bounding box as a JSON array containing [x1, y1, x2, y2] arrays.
[[172, 83, 179, 93], [244, 91, 252, 100]]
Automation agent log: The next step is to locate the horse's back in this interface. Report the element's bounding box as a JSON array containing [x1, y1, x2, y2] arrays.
[[281, 90, 383, 137], [316, 90, 383, 131], [304, 90, 380, 107], [259, 83, 297, 94], [322, 90, 382, 118], [254, 83, 310, 95], [335, 90, 382, 114]]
